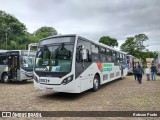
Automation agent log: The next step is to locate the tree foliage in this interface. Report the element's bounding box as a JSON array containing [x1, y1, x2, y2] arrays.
[[120, 34, 149, 58], [0, 10, 58, 50], [33, 26, 58, 40], [120, 33, 155, 66], [134, 34, 149, 52], [0, 10, 26, 49], [120, 37, 138, 56], [99, 36, 118, 47]]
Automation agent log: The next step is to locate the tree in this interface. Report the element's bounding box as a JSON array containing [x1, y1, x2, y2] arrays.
[[0, 10, 26, 50], [99, 36, 118, 47], [33, 26, 58, 40], [10, 40, 18, 49], [120, 33, 150, 66], [135, 34, 149, 52], [120, 34, 149, 58], [0, 10, 59, 50], [120, 37, 137, 56]]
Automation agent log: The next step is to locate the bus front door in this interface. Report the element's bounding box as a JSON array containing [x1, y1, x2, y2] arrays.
[[8, 55, 19, 80]]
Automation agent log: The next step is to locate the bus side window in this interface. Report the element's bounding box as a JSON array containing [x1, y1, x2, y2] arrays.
[[91, 44, 100, 62], [76, 47, 82, 62], [0, 56, 8, 65], [99, 47, 107, 62], [106, 49, 112, 62], [76, 38, 92, 62]]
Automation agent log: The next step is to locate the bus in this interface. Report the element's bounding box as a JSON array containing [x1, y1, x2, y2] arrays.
[[155, 51, 160, 74], [0, 50, 35, 83], [126, 55, 135, 74], [126, 55, 142, 74], [33, 34, 128, 93]]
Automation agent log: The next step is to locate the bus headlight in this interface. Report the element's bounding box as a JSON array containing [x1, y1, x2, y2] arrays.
[[61, 75, 74, 85], [33, 75, 39, 83]]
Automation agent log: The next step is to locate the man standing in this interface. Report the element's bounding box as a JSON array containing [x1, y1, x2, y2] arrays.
[[145, 66, 151, 81], [151, 64, 156, 81]]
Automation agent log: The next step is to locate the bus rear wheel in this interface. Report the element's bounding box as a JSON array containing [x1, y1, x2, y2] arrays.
[[92, 75, 100, 92], [2, 73, 10, 83]]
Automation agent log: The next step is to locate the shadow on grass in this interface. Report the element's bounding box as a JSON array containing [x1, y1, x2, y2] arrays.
[[38, 90, 93, 101], [0, 80, 33, 85], [127, 73, 134, 76]]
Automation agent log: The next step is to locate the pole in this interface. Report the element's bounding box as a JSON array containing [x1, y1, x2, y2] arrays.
[[5, 32, 7, 50]]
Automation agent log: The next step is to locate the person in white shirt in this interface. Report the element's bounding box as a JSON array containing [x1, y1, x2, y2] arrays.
[[145, 66, 151, 81]]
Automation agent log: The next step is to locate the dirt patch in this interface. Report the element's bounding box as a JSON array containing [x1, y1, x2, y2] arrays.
[[0, 75, 160, 119]]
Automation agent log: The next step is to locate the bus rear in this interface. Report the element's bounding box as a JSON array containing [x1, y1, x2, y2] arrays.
[[33, 35, 78, 93], [127, 55, 134, 74]]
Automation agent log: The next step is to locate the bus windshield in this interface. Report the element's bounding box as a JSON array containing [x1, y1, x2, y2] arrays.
[[21, 56, 34, 69], [35, 43, 74, 73]]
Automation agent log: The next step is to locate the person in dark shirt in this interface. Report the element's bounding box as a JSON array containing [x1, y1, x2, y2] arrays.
[[133, 66, 138, 80], [151, 64, 157, 80], [137, 64, 144, 84]]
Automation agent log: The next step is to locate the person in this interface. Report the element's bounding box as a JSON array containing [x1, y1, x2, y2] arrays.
[[133, 65, 138, 80], [145, 66, 151, 81], [151, 64, 156, 81], [137, 64, 144, 84]]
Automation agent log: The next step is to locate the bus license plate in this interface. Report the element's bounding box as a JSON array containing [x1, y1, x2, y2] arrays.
[[39, 79, 47, 83]]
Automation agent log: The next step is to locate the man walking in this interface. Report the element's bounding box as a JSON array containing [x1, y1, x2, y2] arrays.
[[133, 65, 138, 80], [137, 65, 144, 84]]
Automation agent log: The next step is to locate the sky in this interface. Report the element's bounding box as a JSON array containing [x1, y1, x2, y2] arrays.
[[0, 0, 160, 51]]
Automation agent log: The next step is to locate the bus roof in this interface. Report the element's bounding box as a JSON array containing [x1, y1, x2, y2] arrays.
[[0, 50, 36, 56], [0, 50, 8, 53]]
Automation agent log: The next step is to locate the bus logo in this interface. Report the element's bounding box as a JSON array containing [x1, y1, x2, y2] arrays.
[[101, 63, 113, 72]]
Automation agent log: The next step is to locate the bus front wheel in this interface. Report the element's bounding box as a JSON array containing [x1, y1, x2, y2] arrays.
[[2, 73, 10, 83], [92, 75, 100, 92]]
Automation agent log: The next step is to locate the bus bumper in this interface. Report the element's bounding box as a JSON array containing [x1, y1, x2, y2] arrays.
[[33, 80, 80, 93]]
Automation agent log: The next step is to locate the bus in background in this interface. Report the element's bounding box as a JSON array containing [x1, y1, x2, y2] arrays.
[[33, 34, 128, 93], [155, 51, 160, 74], [126, 55, 135, 74], [126, 55, 141, 74], [0, 50, 8, 52], [0, 50, 36, 83]]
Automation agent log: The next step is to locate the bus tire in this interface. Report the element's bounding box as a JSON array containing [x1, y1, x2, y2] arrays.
[[22, 80, 27, 83], [2, 73, 10, 83], [92, 75, 100, 92]]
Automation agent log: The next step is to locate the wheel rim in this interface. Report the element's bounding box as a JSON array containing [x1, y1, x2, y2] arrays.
[[94, 78, 99, 89], [4, 75, 8, 82]]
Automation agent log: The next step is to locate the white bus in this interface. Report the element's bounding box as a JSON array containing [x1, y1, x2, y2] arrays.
[[33, 34, 128, 93], [0, 50, 35, 83]]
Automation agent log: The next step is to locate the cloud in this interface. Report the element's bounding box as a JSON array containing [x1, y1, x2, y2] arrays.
[[0, 0, 159, 51]]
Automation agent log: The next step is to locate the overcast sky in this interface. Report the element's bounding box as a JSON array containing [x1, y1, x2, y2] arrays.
[[0, 0, 160, 51]]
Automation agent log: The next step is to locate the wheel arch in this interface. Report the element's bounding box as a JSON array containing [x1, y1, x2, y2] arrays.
[[1, 72, 8, 80], [95, 72, 101, 84]]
